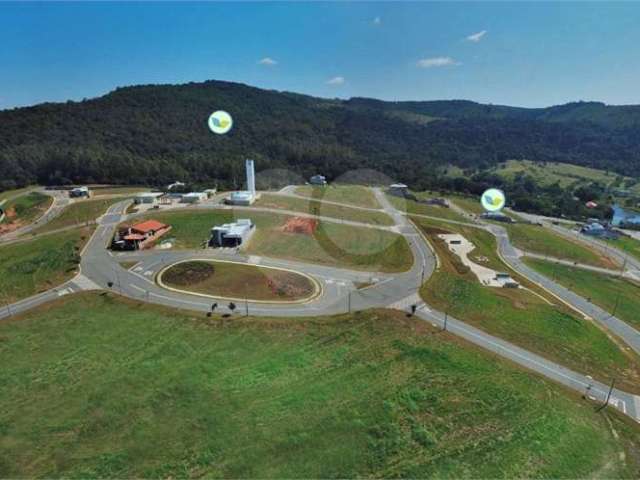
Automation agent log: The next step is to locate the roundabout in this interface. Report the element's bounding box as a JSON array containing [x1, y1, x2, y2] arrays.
[[157, 258, 322, 304]]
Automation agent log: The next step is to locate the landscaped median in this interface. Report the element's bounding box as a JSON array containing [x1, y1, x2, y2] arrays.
[[157, 259, 321, 304]]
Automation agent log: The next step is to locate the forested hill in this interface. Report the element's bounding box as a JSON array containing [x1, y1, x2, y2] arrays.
[[1, 79, 640, 190]]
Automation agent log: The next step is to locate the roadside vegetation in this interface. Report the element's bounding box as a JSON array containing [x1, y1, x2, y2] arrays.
[[1, 293, 638, 478], [524, 258, 640, 330], [295, 185, 380, 209], [412, 215, 640, 394], [255, 194, 393, 225], [0, 227, 93, 303], [131, 209, 413, 272], [33, 197, 125, 234], [161, 260, 316, 302], [0, 186, 34, 203], [0, 192, 52, 232], [92, 187, 150, 196], [614, 235, 640, 263]]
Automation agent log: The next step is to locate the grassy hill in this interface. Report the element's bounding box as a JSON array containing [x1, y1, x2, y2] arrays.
[[2, 80, 640, 193], [1, 293, 638, 477]]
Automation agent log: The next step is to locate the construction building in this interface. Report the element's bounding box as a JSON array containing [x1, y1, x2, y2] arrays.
[[309, 174, 327, 186], [210, 219, 255, 247], [112, 219, 172, 250], [134, 192, 164, 204], [181, 192, 208, 204], [69, 186, 90, 198]]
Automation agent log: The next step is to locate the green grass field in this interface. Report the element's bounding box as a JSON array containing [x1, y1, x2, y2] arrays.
[[34, 197, 126, 234], [1, 293, 638, 478], [295, 185, 380, 208], [0, 192, 52, 226], [0, 186, 35, 203], [131, 209, 413, 272], [387, 195, 468, 222], [524, 258, 640, 330], [0, 227, 93, 303], [614, 235, 640, 263], [412, 216, 640, 394], [255, 194, 393, 225], [161, 260, 315, 301], [92, 187, 150, 196], [489, 159, 640, 193], [503, 223, 615, 268]]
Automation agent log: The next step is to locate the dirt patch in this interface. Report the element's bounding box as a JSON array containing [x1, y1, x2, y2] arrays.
[[268, 271, 315, 298], [162, 262, 215, 286], [282, 216, 318, 235]]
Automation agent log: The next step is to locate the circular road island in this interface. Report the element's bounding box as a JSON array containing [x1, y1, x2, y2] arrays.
[[158, 260, 320, 303]]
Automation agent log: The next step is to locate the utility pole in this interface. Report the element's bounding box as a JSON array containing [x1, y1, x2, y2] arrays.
[[347, 291, 351, 313], [443, 311, 448, 331], [596, 378, 616, 412], [611, 290, 621, 318], [245, 283, 249, 316]]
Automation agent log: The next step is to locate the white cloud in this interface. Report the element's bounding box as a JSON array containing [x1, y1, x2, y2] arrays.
[[326, 76, 345, 85], [258, 57, 278, 66], [416, 57, 459, 68], [466, 30, 487, 43], [372, 16, 381, 26]]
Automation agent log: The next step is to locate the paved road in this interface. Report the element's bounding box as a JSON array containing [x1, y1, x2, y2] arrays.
[[1, 187, 639, 423]]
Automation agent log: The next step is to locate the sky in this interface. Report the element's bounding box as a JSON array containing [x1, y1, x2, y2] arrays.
[[1, 2, 640, 110]]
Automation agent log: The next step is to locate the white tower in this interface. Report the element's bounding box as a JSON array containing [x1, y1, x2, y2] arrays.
[[245, 159, 256, 197]]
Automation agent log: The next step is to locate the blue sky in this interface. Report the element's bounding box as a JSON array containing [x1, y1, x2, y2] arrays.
[[1, 2, 639, 110]]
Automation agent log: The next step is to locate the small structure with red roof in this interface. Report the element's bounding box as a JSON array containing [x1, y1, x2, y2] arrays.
[[112, 219, 172, 250]]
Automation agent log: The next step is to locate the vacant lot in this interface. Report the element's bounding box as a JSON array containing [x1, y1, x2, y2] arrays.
[[34, 198, 126, 234], [295, 185, 380, 208], [503, 223, 616, 268], [412, 216, 640, 394], [161, 260, 316, 302], [0, 293, 637, 478], [0, 192, 52, 232], [0, 227, 93, 303], [131, 210, 413, 272], [386, 195, 468, 222], [525, 258, 640, 330], [256, 194, 393, 225]]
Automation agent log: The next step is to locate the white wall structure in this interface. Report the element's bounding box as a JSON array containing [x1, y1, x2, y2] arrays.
[[246, 159, 256, 196]]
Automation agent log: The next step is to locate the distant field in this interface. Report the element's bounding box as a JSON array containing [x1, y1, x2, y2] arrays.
[[502, 223, 616, 268], [445, 194, 486, 215], [295, 185, 380, 209], [0, 227, 93, 303], [92, 187, 150, 196], [387, 195, 468, 222], [0, 293, 637, 478], [34, 197, 126, 234], [256, 194, 393, 225], [160, 260, 316, 302], [131, 209, 413, 272], [412, 215, 640, 394], [489, 159, 640, 192], [524, 258, 640, 330], [0, 192, 52, 228]]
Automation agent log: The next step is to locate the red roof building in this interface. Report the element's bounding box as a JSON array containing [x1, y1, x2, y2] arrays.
[[130, 220, 169, 235]]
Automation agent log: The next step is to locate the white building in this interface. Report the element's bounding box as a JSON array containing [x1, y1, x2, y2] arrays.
[[134, 192, 164, 204], [181, 192, 208, 204], [310, 174, 327, 186], [210, 219, 255, 247], [69, 186, 90, 198], [226, 159, 258, 205]]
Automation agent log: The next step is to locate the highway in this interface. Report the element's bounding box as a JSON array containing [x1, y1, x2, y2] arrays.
[[1, 186, 639, 423]]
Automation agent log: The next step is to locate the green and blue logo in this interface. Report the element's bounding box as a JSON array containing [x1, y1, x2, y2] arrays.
[[481, 188, 506, 212], [208, 110, 233, 135]]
